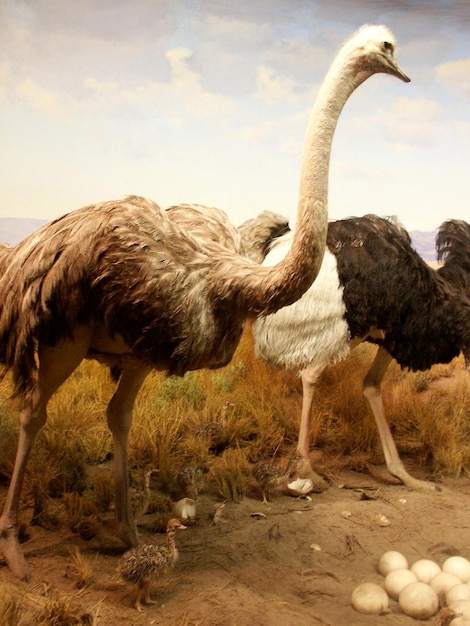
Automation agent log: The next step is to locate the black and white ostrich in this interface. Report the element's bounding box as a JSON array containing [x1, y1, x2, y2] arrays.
[[252, 215, 470, 491]]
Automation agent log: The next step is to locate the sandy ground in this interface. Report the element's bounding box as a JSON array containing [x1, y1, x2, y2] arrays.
[[2, 459, 470, 626]]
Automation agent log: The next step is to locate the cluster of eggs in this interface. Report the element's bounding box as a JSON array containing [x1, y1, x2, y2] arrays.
[[351, 550, 470, 622]]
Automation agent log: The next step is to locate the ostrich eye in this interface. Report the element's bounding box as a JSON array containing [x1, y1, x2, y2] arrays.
[[383, 41, 394, 53]]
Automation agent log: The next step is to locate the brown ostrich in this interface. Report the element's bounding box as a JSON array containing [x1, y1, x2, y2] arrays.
[[129, 468, 158, 519], [252, 461, 286, 505], [192, 399, 234, 453], [118, 517, 186, 611], [0, 24, 409, 580], [177, 465, 207, 501], [0, 242, 12, 271]]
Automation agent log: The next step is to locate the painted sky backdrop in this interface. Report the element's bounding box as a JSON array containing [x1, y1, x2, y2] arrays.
[[1, 0, 469, 232]]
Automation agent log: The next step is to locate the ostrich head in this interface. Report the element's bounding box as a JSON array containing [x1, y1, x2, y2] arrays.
[[338, 24, 410, 85]]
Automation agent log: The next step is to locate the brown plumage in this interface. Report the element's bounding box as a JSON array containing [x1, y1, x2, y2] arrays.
[[192, 400, 234, 453], [0, 24, 409, 580], [0, 242, 11, 271], [252, 461, 286, 505], [118, 517, 186, 611], [177, 465, 207, 500], [436, 607, 462, 626], [238, 211, 290, 263], [129, 468, 157, 518]]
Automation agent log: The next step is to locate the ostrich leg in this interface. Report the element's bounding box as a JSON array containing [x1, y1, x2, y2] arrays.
[[294, 365, 329, 491], [0, 329, 90, 580], [106, 364, 150, 548], [363, 346, 439, 491]]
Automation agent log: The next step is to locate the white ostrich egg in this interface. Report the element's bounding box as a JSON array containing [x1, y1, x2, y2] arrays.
[[351, 582, 389, 615], [378, 550, 409, 576], [430, 571, 462, 598], [410, 558, 441, 583], [443, 556, 470, 583], [446, 583, 470, 605], [398, 582, 439, 619], [384, 568, 418, 600]]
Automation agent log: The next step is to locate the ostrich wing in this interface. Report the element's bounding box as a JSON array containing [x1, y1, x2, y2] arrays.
[[0, 196, 257, 394]]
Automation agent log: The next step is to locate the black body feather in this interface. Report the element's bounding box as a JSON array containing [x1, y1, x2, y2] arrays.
[[328, 214, 470, 370]]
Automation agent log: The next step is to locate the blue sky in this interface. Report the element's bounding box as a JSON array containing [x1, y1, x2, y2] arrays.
[[1, 0, 469, 232]]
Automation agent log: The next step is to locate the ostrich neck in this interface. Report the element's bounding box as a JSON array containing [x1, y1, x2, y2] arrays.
[[213, 53, 366, 318], [166, 530, 179, 564], [284, 58, 364, 282]]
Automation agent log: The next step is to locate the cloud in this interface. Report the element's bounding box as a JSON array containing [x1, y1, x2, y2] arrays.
[[381, 96, 445, 149], [436, 59, 470, 98], [264, 38, 331, 87], [14, 44, 238, 130], [192, 12, 272, 46], [16, 77, 58, 112], [334, 159, 392, 182], [239, 119, 277, 144], [254, 65, 313, 105]]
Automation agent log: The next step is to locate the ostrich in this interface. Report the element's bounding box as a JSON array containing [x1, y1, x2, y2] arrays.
[[177, 465, 207, 501], [129, 468, 158, 519], [191, 399, 235, 453], [252, 461, 286, 504], [0, 242, 11, 271], [252, 216, 470, 492], [118, 517, 186, 611], [0, 25, 409, 580]]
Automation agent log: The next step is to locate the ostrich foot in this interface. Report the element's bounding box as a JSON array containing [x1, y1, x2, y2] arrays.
[[135, 588, 157, 611], [135, 598, 157, 612], [291, 456, 328, 493], [0, 521, 30, 581], [368, 463, 443, 493], [392, 471, 443, 493]]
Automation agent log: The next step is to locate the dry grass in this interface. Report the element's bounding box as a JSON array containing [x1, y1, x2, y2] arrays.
[[32, 591, 98, 625], [209, 448, 251, 501], [0, 580, 21, 626], [66, 547, 96, 589], [0, 327, 469, 529], [0, 578, 99, 626]]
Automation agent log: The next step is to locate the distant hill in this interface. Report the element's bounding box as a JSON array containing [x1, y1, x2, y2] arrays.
[[0, 217, 438, 261], [0, 217, 47, 246]]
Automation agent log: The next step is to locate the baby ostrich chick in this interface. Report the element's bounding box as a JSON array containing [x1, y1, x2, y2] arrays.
[[129, 468, 157, 518], [192, 400, 234, 453], [177, 465, 207, 500], [252, 461, 287, 505], [119, 517, 186, 611], [436, 607, 463, 625]]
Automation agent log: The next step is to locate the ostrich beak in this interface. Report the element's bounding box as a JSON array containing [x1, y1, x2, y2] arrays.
[[391, 62, 410, 83]]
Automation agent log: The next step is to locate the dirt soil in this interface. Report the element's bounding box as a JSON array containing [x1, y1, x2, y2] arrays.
[[2, 461, 470, 626]]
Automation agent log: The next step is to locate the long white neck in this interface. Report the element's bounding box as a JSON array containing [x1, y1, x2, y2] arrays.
[[212, 38, 376, 318], [281, 48, 375, 297]]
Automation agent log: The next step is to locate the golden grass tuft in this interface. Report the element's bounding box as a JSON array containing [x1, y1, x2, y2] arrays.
[[209, 448, 250, 502], [63, 492, 101, 539], [66, 546, 96, 589], [146, 490, 173, 516], [91, 469, 114, 513], [0, 581, 21, 626], [34, 591, 96, 625]]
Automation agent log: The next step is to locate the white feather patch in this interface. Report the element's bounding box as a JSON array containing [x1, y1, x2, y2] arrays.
[[252, 237, 350, 372]]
